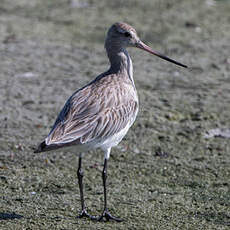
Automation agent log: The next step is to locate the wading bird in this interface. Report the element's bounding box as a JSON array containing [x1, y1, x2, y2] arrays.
[[34, 22, 187, 222]]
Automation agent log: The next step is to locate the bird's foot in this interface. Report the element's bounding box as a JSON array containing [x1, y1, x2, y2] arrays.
[[96, 209, 123, 222], [77, 209, 97, 220]]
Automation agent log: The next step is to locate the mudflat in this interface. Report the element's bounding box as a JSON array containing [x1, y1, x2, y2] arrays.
[[0, 0, 230, 229]]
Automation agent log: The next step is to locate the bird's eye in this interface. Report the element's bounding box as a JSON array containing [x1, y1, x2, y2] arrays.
[[124, 32, 131, 37]]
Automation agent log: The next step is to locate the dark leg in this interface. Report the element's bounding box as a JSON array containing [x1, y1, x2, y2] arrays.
[[77, 157, 96, 220], [97, 158, 122, 222]]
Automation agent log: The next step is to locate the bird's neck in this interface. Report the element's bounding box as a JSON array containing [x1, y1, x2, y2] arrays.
[[106, 45, 134, 84]]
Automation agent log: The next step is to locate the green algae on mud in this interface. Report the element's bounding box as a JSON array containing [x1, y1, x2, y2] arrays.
[[0, 0, 230, 229]]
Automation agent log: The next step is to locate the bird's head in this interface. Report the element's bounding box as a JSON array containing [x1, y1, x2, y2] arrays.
[[105, 22, 187, 68], [106, 22, 140, 49]]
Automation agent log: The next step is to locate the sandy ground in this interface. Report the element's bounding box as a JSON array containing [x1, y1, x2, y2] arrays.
[[0, 0, 230, 229]]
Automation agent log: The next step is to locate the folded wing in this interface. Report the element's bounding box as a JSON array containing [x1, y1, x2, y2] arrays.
[[45, 77, 138, 147]]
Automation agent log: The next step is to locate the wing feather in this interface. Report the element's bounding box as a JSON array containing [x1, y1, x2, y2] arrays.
[[46, 75, 138, 146]]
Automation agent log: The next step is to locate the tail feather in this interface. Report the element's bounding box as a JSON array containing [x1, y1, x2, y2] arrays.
[[34, 140, 71, 153], [34, 141, 47, 153]]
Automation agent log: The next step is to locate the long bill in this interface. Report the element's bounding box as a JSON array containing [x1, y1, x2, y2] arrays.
[[136, 41, 187, 68]]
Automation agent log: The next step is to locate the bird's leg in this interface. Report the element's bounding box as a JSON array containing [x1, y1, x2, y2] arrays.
[[97, 158, 122, 222], [77, 156, 96, 220]]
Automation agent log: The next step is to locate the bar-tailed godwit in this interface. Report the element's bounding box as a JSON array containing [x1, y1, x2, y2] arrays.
[[34, 22, 187, 222]]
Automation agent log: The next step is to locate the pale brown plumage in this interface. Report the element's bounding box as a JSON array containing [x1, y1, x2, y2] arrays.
[[34, 22, 187, 222], [114, 22, 136, 34], [35, 22, 140, 153], [46, 73, 138, 147]]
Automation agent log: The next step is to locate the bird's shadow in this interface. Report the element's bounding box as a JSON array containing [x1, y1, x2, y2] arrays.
[[0, 212, 23, 220]]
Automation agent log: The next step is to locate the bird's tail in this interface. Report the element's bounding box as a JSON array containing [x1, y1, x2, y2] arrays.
[[34, 140, 67, 153], [34, 140, 60, 153], [34, 141, 48, 153]]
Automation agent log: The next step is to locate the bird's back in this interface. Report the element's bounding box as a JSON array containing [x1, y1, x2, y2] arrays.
[[34, 72, 138, 153]]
